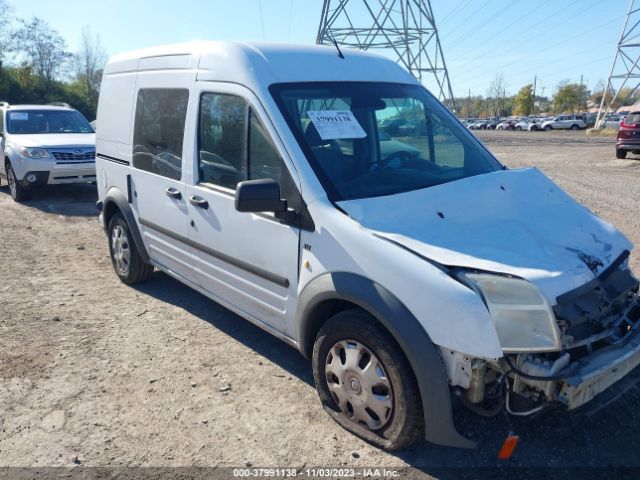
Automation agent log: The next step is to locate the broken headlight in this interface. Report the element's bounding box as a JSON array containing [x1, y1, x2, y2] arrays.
[[458, 272, 562, 353]]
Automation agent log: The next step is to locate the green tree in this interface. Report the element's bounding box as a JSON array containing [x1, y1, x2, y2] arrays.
[[73, 26, 107, 113], [513, 84, 534, 116], [553, 80, 589, 113], [13, 17, 72, 86], [0, 0, 11, 66]]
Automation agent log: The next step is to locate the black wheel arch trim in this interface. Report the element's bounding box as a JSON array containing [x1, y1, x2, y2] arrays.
[[101, 187, 150, 264], [296, 271, 476, 449]]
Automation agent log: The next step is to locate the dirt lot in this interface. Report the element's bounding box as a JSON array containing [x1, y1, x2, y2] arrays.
[[1, 131, 640, 478]]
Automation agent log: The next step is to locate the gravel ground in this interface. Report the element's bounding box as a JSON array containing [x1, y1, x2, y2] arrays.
[[1, 130, 639, 479]]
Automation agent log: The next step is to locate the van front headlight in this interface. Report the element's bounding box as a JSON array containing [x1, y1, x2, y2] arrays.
[[458, 272, 562, 352], [20, 147, 50, 159]]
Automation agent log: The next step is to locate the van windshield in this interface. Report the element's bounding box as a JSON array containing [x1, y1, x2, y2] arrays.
[[6, 109, 94, 134], [271, 82, 502, 201]]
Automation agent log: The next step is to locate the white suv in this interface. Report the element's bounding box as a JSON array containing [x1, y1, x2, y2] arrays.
[[95, 42, 640, 451], [0, 102, 96, 201], [540, 114, 586, 131]]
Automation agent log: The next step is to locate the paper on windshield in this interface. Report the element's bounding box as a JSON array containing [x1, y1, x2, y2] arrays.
[[307, 110, 367, 140], [10, 112, 29, 121]]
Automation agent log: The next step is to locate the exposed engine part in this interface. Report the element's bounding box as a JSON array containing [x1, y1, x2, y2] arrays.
[[465, 359, 487, 404], [505, 387, 546, 416], [456, 378, 506, 417], [512, 353, 570, 400]]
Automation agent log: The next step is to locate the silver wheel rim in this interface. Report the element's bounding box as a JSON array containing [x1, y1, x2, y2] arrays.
[[111, 224, 131, 275], [7, 167, 16, 198], [325, 340, 393, 430]]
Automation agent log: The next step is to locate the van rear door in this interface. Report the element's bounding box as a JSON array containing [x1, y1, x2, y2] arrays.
[[130, 81, 192, 278]]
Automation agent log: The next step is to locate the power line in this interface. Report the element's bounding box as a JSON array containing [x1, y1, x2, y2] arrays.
[[445, 0, 521, 51], [459, 0, 599, 78], [466, 13, 625, 84], [443, 0, 492, 35], [438, 0, 472, 27], [453, 0, 580, 66]]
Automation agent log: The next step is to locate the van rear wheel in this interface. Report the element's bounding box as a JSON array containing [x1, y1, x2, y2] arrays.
[[312, 309, 424, 451], [616, 149, 627, 159], [108, 213, 154, 284]]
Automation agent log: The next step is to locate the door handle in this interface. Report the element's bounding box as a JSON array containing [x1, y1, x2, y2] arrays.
[[165, 187, 182, 200], [189, 196, 209, 209]]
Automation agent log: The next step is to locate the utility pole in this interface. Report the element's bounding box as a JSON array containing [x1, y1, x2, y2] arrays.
[[579, 74, 584, 113], [533, 75, 537, 115], [317, 0, 456, 111], [597, 0, 640, 127], [467, 89, 471, 118]]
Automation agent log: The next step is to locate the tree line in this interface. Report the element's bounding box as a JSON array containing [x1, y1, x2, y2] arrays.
[[0, 0, 106, 120], [456, 75, 640, 119]]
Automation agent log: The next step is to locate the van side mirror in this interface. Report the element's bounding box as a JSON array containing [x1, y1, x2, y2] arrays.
[[235, 178, 287, 213]]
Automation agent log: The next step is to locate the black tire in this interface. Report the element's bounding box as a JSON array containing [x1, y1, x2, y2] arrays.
[[312, 309, 424, 451], [531, 125, 539, 131], [107, 212, 154, 284], [570, 124, 580, 130], [6, 162, 31, 202], [544, 125, 552, 131], [616, 149, 627, 159], [515, 126, 522, 131]]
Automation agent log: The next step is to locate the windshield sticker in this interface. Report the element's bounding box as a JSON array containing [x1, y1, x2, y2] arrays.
[[307, 110, 367, 140], [9, 112, 29, 121]]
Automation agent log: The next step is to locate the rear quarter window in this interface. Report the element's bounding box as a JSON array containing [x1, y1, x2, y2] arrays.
[[133, 88, 189, 180]]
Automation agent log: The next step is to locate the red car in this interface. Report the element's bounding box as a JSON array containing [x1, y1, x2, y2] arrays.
[[616, 111, 640, 159]]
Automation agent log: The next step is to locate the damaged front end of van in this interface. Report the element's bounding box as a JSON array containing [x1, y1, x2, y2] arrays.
[[451, 255, 640, 417], [340, 167, 640, 419]]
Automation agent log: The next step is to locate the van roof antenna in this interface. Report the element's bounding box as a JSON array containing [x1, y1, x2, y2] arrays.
[[329, 35, 344, 59]]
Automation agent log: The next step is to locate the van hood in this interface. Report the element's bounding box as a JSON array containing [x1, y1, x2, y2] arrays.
[[11, 133, 95, 148], [337, 168, 633, 305]]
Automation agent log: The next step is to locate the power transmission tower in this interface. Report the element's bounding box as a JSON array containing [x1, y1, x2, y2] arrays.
[[597, 0, 640, 127], [317, 0, 456, 111]]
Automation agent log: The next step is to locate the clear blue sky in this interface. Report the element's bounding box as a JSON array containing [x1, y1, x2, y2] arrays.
[[11, 0, 625, 98]]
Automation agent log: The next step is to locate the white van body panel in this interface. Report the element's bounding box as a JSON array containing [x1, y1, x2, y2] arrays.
[[338, 168, 632, 305], [299, 201, 504, 358]]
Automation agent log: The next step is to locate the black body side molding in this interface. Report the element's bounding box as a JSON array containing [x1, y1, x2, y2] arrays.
[[296, 272, 475, 449]]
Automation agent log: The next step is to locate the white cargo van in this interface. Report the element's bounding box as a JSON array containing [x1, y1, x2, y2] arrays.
[[95, 42, 640, 450]]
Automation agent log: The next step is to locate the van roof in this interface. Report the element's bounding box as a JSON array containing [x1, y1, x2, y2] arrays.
[[104, 41, 417, 87]]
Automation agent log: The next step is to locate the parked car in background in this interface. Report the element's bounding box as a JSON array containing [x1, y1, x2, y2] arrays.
[[468, 120, 487, 130], [616, 111, 640, 159], [484, 118, 499, 130], [515, 118, 541, 131], [585, 113, 597, 128], [496, 119, 516, 130], [0, 102, 96, 202], [540, 114, 586, 130], [603, 115, 624, 130]]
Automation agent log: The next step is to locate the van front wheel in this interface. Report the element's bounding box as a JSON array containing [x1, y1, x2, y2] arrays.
[[312, 309, 424, 451], [108, 213, 154, 284]]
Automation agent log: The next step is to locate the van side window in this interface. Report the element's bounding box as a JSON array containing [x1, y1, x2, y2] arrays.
[[198, 93, 248, 189], [133, 88, 189, 181], [198, 93, 284, 189]]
